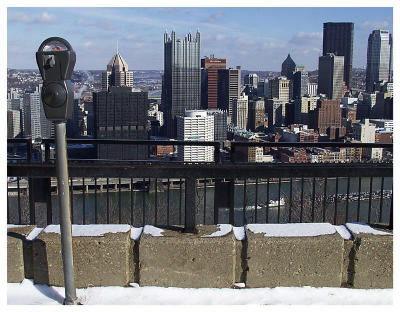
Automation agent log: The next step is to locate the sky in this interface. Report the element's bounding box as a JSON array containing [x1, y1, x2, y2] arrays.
[[5, 5, 394, 71]]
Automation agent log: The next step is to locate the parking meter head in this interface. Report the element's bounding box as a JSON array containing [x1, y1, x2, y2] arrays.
[[36, 37, 76, 121]]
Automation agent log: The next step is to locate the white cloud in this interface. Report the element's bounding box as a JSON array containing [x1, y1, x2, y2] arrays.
[[8, 11, 57, 24], [289, 31, 322, 45], [358, 20, 390, 30], [84, 41, 93, 48]]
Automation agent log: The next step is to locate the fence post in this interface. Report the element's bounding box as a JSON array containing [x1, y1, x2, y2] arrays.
[[184, 177, 197, 233]]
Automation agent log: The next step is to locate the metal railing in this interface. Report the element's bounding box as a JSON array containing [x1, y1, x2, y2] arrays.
[[7, 139, 393, 231]]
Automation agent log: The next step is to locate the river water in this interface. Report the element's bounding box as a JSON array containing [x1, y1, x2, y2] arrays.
[[8, 177, 392, 227]]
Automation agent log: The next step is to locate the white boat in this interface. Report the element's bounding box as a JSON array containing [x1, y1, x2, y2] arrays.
[[233, 198, 286, 211]]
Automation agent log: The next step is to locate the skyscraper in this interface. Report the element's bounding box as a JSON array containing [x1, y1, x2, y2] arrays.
[[248, 99, 265, 132], [217, 66, 241, 119], [292, 68, 309, 99], [101, 45, 134, 91], [94, 48, 149, 160], [244, 73, 259, 89], [162, 31, 201, 138], [323, 22, 354, 89], [318, 53, 344, 100], [201, 56, 226, 110], [268, 76, 290, 102], [366, 30, 393, 93], [177, 110, 214, 162], [281, 54, 296, 80], [232, 94, 248, 129]]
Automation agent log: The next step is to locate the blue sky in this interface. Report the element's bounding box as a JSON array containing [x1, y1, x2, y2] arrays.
[[7, 7, 393, 71]]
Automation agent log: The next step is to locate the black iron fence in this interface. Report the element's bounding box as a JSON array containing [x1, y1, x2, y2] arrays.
[[7, 139, 393, 231]]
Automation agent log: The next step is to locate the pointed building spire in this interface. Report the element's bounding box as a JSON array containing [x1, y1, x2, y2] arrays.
[[116, 40, 119, 54]]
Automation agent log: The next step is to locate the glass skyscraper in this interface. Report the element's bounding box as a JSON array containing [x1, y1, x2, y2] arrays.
[[323, 22, 354, 89], [366, 30, 393, 93], [162, 31, 201, 138]]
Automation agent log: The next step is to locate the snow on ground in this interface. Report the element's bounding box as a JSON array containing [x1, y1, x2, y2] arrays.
[[7, 279, 392, 305], [246, 223, 337, 237], [43, 224, 131, 236]]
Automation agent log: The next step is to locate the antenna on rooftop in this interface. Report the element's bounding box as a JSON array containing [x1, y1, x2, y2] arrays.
[[116, 40, 119, 54]]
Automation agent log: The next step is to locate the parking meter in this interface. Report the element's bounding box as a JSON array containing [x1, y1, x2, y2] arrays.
[[36, 37, 78, 305], [36, 37, 76, 121]]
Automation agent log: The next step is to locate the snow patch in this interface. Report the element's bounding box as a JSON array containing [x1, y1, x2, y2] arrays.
[[43, 224, 131, 237], [7, 279, 393, 305], [130, 227, 143, 241], [143, 225, 164, 237], [233, 226, 246, 240], [234, 282, 245, 288], [26, 228, 43, 241], [334, 225, 352, 240], [345, 223, 392, 236], [246, 223, 336, 237], [7, 224, 30, 229], [202, 224, 232, 237]]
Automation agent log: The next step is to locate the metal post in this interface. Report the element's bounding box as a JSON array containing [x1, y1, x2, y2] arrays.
[[54, 121, 78, 305]]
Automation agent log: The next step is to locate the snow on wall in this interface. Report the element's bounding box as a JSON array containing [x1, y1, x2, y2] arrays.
[[130, 227, 143, 241], [345, 223, 392, 236], [143, 225, 164, 237], [202, 224, 232, 237], [334, 225, 352, 240], [246, 223, 337, 237], [43, 224, 131, 237]]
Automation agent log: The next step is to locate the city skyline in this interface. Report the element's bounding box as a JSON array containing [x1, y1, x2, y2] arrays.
[[7, 6, 393, 71]]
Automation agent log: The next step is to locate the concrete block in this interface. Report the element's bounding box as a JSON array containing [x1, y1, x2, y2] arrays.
[[33, 224, 132, 288], [345, 223, 393, 289], [139, 225, 236, 288], [7, 225, 37, 283], [245, 223, 344, 288]]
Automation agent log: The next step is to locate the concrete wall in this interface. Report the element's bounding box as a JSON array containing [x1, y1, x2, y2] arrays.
[[7, 223, 392, 289]]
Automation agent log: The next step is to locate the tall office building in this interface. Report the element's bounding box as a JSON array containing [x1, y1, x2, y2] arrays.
[[7, 110, 21, 138], [95, 49, 149, 160], [177, 110, 214, 162], [94, 87, 149, 160], [101, 46, 134, 91], [244, 73, 259, 89], [366, 30, 393, 93], [232, 94, 248, 129], [281, 54, 296, 79], [257, 79, 268, 97], [267, 98, 286, 129], [323, 22, 354, 89], [162, 31, 201, 138], [207, 109, 228, 141], [318, 53, 344, 100], [248, 99, 265, 132], [201, 56, 226, 110], [312, 98, 342, 135], [268, 76, 290, 102], [217, 66, 241, 118], [292, 68, 309, 99]]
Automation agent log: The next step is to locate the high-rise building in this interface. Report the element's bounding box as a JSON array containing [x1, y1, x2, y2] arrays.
[[207, 109, 228, 141], [101, 46, 134, 91], [318, 53, 344, 100], [93, 87, 149, 160], [177, 110, 214, 162], [292, 68, 309, 99], [307, 83, 318, 96], [244, 73, 259, 89], [162, 31, 201, 138], [281, 54, 296, 80], [312, 98, 342, 135], [267, 98, 287, 129], [294, 95, 319, 125], [26, 85, 54, 139], [248, 99, 265, 132], [7, 110, 21, 138], [268, 76, 290, 102], [323, 22, 354, 89], [232, 94, 248, 129], [366, 30, 393, 93], [201, 56, 226, 110], [217, 66, 241, 118], [257, 79, 268, 97]]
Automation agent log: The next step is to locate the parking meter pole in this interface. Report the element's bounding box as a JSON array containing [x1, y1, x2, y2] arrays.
[[55, 121, 78, 305]]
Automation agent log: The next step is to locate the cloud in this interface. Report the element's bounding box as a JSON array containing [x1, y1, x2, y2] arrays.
[[77, 18, 116, 31], [288, 31, 322, 46], [124, 34, 137, 41], [8, 11, 57, 24], [357, 20, 390, 30], [204, 11, 224, 23], [84, 41, 93, 48]]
